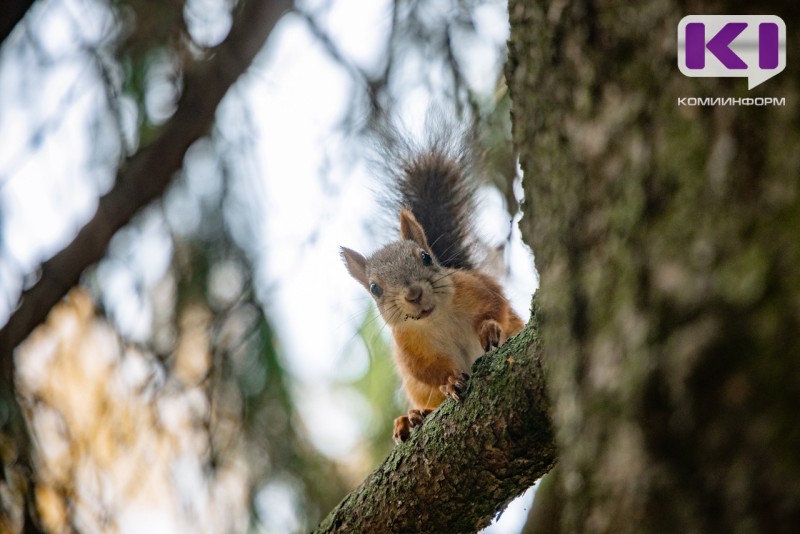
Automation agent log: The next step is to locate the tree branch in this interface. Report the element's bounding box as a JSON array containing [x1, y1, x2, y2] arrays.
[[0, 0, 34, 49], [0, 0, 291, 363], [314, 312, 556, 533]]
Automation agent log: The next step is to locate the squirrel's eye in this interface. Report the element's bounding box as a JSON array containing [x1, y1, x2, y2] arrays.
[[421, 251, 433, 266], [369, 282, 383, 298]]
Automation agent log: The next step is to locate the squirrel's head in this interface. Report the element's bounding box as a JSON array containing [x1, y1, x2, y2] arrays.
[[341, 209, 455, 327]]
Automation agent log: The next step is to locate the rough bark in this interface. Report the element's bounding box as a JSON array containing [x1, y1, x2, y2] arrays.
[[314, 314, 556, 533], [508, 0, 800, 532]]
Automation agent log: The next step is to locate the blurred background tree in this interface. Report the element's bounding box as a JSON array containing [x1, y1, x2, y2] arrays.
[[0, 0, 533, 532]]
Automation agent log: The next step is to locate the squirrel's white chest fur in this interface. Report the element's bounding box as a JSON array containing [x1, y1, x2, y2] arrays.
[[419, 309, 483, 373]]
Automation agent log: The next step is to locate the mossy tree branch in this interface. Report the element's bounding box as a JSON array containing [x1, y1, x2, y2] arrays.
[[314, 308, 556, 534]]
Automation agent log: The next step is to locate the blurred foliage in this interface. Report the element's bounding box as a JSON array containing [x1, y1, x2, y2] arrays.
[[475, 83, 519, 219], [171, 228, 352, 530], [113, 0, 190, 146], [347, 307, 402, 465], [0, 0, 518, 531], [18, 289, 252, 532]]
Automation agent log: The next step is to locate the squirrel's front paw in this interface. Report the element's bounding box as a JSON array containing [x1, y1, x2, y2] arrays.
[[393, 416, 411, 443], [439, 372, 469, 402], [393, 409, 433, 443], [479, 319, 502, 352]]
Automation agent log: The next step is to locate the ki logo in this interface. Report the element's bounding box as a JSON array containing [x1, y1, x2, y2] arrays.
[[678, 15, 786, 89]]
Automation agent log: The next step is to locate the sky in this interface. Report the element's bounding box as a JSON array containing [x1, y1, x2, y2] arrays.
[[0, 0, 538, 531]]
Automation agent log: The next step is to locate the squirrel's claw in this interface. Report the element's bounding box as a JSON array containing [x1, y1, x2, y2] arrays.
[[408, 408, 432, 427], [439, 372, 469, 402], [479, 319, 503, 352], [393, 409, 434, 444]]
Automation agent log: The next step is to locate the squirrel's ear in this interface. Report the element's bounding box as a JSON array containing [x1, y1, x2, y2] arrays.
[[340, 246, 369, 289], [399, 209, 429, 248]]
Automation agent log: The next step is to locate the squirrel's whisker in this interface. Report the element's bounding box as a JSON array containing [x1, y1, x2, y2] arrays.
[[339, 121, 523, 444]]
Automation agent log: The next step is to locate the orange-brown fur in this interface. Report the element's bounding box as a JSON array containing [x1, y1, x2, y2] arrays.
[[392, 269, 523, 411], [340, 136, 525, 443]]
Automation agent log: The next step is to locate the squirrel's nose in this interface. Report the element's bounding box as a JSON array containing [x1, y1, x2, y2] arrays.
[[405, 284, 423, 304]]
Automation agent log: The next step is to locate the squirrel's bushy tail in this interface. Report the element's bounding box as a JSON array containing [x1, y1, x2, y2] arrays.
[[376, 120, 477, 270]]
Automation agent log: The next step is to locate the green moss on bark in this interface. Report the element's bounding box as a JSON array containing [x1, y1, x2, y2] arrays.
[[315, 314, 556, 533]]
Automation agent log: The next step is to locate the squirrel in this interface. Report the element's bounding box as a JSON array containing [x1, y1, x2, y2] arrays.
[[340, 129, 524, 443]]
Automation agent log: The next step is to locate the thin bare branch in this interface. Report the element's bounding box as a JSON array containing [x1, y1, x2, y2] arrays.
[[0, 0, 35, 48], [0, 0, 292, 362]]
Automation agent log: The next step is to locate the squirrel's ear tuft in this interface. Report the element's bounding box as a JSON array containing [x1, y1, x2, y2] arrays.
[[399, 209, 429, 248], [340, 246, 369, 290]]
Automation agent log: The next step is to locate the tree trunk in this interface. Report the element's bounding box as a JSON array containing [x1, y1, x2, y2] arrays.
[[507, 0, 800, 532]]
